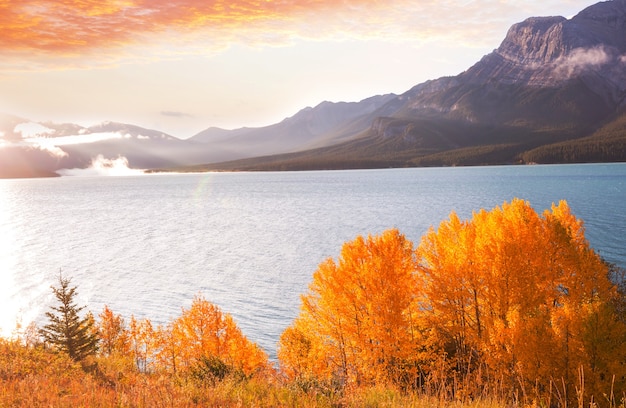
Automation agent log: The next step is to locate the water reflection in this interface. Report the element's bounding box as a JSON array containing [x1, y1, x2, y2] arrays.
[[0, 179, 50, 337], [0, 180, 20, 336]]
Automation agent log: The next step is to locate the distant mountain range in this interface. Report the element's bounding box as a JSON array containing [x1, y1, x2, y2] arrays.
[[2, 0, 626, 178]]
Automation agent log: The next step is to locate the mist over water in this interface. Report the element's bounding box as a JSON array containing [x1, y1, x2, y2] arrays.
[[1, 164, 625, 357], [56, 155, 144, 176]]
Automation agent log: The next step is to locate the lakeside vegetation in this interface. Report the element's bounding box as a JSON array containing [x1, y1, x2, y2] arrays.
[[2, 199, 625, 407]]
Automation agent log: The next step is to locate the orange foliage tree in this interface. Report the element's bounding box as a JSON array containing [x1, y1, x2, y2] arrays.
[[279, 229, 428, 388], [416, 199, 626, 401], [127, 315, 157, 373], [280, 199, 626, 403], [94, 296, 271, 380], [156, 295, 271, 378], [98, 305, 129, 357]]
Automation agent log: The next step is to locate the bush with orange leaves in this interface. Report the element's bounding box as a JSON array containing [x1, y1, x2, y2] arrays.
[[279, 199, 626, 405]]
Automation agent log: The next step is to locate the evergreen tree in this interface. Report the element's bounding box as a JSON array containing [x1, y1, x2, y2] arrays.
[[39, 273, 99, 362]]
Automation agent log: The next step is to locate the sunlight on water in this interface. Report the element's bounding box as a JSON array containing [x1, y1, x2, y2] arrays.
[[191, 173, 216, 206], [0, 180, 52, 337], [0, 182, 18, 336], [0, 182, 48, 337]]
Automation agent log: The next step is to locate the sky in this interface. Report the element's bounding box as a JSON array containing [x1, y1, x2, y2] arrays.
[[0, 0, 597, 139]]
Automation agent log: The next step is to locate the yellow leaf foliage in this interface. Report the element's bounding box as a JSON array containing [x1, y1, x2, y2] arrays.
[[156, 295, 271, 377], [280, 199, 626, 404], [97, 305, 129, 357], [416, 199, 626, 400], [279, 229, 424, 387]]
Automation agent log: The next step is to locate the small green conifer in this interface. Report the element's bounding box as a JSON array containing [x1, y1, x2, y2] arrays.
[[39, 273, 99, 362]]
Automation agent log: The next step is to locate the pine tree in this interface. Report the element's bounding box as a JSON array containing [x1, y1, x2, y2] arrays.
[[39, 273, 99, 362]]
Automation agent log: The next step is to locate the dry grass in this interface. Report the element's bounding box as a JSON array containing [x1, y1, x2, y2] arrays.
[[2, 339, 624, 407]]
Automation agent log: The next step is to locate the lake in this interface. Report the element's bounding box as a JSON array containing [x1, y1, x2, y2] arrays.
[[1, 163, 625, 357]]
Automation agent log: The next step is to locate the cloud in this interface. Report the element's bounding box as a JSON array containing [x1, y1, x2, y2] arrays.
[[0, 0, 594, 69], [14, 122, 56, 138], [56, 155, 144, 176], [0, 130, 133, 159], [0, 0, 374, 56], [553, 46, 614, 78], [30, 142, 68, 158], [2, 123, 65, 157], [24, 131, 128, 146], [161, 111, 193, 118], [0, 138, 68, 158]]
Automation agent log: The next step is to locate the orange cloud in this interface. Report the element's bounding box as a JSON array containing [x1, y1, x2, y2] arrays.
[[1, 0, 134, 52], [0, 0, 593, 69], [0, 0, 390, 55]]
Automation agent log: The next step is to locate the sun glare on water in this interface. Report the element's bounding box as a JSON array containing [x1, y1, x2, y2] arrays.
[[0, 182, 21, 337], [0, 181, 48, 339], [0, 156, 144, 337]]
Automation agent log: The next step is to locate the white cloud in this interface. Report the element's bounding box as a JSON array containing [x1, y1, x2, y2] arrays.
[[2, 130, 132, 158], [56, 155, 144, 176], [0, 138, 68, 158], [553, 46, 613, 78], [13, 122, 56, 138], [25, 131, 126, 146], [30, 141, 68, 158]]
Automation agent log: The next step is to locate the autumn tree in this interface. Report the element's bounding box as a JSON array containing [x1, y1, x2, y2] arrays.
[[156, 295, 270, 378], [97, 305, 129, 357], [416, 199, 626, 402], [280, 199, 626, 403], [128, 315, 156, 373], [279, 229, 426, 388], [39, 273, 99, 362]]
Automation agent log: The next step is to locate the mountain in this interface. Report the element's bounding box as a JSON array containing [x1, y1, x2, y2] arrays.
[[183, 0, 626, 171], [0, 95, 396, 178], [189, 94, 397, 156], [3, 0, 626, 178], [0, 120, 198, 178]]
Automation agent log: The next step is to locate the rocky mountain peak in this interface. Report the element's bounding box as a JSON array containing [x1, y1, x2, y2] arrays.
[[495, 0, 626, 66], [498, 16, 568, 65], [458, 0, 626, 103], [575, 0, 626, 25]]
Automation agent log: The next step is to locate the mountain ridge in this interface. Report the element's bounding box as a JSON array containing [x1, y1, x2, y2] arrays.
[[187, 0, 626, 171], [2, 0, 626, 177]]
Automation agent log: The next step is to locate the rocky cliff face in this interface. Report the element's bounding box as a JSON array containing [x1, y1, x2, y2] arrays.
[[390, 0, 626, 128], [462, 0, 626, 97], [499, 16, 570, 65]]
